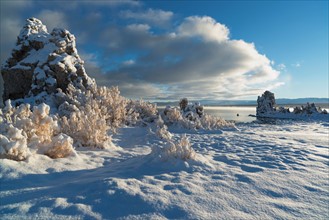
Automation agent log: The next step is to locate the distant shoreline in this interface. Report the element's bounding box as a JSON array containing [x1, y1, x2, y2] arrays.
[[157, 103, 329, 109], [155, 99, 329, 108]]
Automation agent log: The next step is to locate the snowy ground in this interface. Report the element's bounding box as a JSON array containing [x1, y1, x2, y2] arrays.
[[0, 119, 328, 219]]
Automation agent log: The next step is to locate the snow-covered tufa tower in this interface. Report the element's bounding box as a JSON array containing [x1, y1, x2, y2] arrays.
[[1, 18, 95, 103], [256, 90, 276, 116]]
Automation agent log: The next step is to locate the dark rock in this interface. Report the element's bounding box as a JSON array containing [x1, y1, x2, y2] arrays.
[[1, 18, 95, 104]]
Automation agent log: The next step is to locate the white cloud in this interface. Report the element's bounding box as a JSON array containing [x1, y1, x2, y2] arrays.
[[177, 16, 229, 43], [120, 8, 173, 26], [277, 63, 286, 71], [292, 62, 301, 68], [95, 15, 283, 100], [126, 24, 150, 32], [122, 59, 135, 66], [85, 0, 140, 7], [37, 10, 68, 31]]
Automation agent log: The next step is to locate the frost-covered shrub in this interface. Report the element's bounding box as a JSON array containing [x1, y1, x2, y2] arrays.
[[58, 85, 126, 133], [152, 116, 195, 161], [126, 99, 158, 126], [162, 99, 233, 130], [28, 104, 60, 146], [199, 114, 234, 130], [60, 98, 109, 148], [45, 134, 74, 159], [152, 134, 196, 161], [0, 101, 75, 160], [57, 85, 126, 148], [0, 125, 29, 161], [96, 86, 127, 131], [155, 116, 172, 141], [163, 106, 183, 124]]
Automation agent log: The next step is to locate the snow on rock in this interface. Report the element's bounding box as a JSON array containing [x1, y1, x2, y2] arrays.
[[256, 90, 329, 121], [256, 90, 276, 115], [1, 17, 95, 105]]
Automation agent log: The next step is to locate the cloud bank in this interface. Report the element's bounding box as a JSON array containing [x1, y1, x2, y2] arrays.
[[0, 2, 283, 100], [93, 15, 282, 100]]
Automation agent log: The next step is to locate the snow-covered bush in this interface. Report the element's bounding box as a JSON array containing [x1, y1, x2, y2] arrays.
[[152, 133, 196, 161], [164, 106, 183, 124], [58, 85, 127, 148], [28, 104, 60, 146], [155, 116, 172, 141], [60, 98, 109, 148], [96, 86, 127, 131], [152, 116, 195, 161], [0, 125, 29, 161], [58, 85, 126, 133], [0, 101, 75, 160], [126, 99, 158, 126], [162, 98, 233, 130], [44, 134, 74, 159], [199, 114, 233, 130]]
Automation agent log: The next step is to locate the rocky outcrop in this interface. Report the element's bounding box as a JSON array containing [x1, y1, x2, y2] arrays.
[[256, 90, 276, 116], [1, 18, 95, 103], [256, 90, 328, 121]]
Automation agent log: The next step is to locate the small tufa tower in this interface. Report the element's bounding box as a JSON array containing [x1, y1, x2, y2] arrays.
[[256, 90, 276, 116]]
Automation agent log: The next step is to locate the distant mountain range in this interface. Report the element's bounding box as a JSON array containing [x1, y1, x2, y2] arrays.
[[155, 98, 329, 107]]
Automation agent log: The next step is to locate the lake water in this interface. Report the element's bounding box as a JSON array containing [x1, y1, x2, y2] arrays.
[[204, 106, 256, 123]]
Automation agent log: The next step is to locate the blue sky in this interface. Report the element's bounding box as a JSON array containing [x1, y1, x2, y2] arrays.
[[1, 0, 328, 100]]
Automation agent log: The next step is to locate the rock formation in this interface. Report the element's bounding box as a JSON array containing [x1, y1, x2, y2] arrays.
[[256, 90, 328, 120], [1, 18, 95, 104], [256, 90, 276, 116]]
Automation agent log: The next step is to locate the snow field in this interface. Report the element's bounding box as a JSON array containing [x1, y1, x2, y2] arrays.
[[0, 120, 328, 219]]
